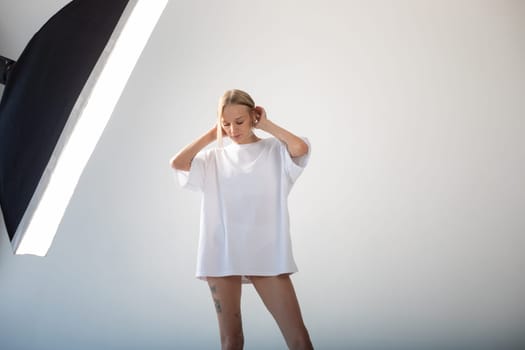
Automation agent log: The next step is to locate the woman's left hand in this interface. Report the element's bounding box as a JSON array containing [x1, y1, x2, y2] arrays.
[[253, 106, 268, 129]]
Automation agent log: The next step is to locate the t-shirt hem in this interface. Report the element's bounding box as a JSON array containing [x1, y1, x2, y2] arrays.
[[196, 270, 298, 284]]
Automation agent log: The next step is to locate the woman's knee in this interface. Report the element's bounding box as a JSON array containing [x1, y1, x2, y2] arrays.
[[221, 332, 244, 350], [288, 327, 313, 350]]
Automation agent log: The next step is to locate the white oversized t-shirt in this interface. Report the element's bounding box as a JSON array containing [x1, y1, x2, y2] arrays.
[[175, 137, 310, 283]]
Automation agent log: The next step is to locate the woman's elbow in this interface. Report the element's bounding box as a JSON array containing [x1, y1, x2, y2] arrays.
[[169, 157, 178, 169], [170, 156, 188, 171], [291, 141, 309, 158]]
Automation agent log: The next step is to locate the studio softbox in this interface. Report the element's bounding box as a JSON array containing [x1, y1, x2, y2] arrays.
[[0, 0, 168, 256]]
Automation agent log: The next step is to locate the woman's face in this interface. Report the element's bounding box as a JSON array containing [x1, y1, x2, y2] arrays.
[[221, 104, 256, 144]]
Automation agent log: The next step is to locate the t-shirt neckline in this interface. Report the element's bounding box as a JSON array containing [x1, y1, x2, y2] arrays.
[[229, 138, 265, 149]]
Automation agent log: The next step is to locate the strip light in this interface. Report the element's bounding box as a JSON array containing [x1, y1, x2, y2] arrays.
[[11, 0, 168, 256]]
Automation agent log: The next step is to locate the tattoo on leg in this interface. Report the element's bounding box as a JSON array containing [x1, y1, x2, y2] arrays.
[[209, 285, 217, 294], [213, 298, 222, 313]]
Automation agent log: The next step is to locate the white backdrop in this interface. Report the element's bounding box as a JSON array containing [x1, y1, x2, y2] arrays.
[[1, 1, 524, 349]]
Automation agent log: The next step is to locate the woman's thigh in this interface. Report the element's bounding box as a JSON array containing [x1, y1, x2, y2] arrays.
[[207, 276, 243, 339], [248, 275, 312, 348]]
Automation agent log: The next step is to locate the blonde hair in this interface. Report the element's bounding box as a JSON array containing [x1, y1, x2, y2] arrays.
[[216, 89, 255, 147]]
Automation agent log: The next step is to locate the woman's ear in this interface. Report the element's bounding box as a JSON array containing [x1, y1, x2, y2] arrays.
[[249, 109, 257, 126]]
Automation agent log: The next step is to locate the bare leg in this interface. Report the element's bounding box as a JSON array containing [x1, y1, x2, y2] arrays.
[[207, 276, 244, 350], [249, 274, 313, 350]]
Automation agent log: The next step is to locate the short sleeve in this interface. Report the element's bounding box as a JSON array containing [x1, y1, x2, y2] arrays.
[[174, 151, 207, 192], [281, 137, 311, 184]]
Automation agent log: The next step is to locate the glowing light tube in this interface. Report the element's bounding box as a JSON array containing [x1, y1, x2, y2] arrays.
[[11, 0, 168, 255]]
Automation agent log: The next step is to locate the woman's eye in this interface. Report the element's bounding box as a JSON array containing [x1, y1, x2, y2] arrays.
[[236, 121, 244, 125], [223, 123, 230, 127]]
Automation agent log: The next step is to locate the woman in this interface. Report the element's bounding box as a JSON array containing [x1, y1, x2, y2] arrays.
[[170, 89, 313, 350]]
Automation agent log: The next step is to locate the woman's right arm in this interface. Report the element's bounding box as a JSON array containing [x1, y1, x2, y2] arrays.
[[170, 126, 218, 171]]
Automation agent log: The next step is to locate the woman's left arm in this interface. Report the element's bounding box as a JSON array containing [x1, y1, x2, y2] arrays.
[[254, 106, 309, 158]]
